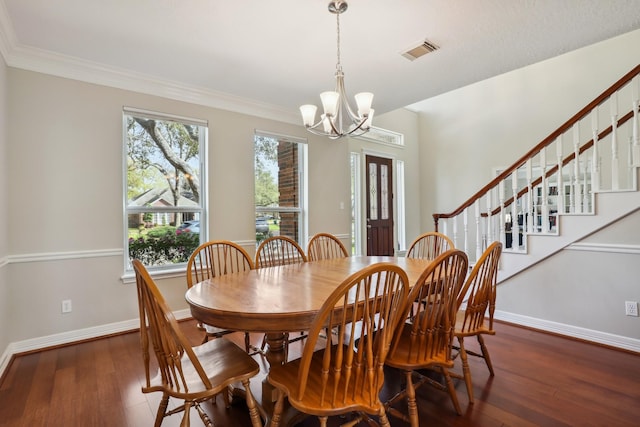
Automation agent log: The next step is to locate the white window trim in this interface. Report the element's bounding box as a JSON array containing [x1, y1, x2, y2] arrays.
[[123, 108, 208, 274], [254, 131, 308, 247]]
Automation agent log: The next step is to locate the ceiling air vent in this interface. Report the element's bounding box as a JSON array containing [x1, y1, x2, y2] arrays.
[[401, 39, 439, 61]]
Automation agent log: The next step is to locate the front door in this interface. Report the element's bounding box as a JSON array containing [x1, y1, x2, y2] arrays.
[[365, 155, 394, 256]]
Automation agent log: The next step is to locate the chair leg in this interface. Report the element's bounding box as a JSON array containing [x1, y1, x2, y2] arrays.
[[244, 332, 251, 353], [441, 367, 462, 415], [318, 416, 328, 427], [404, 370, 419, 427], [242, 379, 263, 427], [195, 402, 214, 427], [180, 401, 192, 427], [378, 410, 392, 427], [270, 388, 285, 427], [222, 386, 231, 408], [458, 337, 474, 403], [154, 394, 169, 427], [477, 335, 494, 375]]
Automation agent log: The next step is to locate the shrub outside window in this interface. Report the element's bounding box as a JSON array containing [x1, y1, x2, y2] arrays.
[[124, 108, 207, 271]]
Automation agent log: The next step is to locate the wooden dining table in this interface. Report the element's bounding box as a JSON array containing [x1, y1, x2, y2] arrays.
[[185, 255, 433, 420], [185, 255, 431, 364]]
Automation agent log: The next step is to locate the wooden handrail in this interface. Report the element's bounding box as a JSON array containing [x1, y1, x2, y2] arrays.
[[433, 64, 640, 229], [481, 109, 635, 218]]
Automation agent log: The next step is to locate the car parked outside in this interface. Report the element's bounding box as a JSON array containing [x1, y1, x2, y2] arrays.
[[176, 220, 200, 235], [256, 217, 270, 234]]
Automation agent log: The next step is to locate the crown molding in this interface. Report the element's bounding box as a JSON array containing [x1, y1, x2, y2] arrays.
[[0, 8, 298, 125]]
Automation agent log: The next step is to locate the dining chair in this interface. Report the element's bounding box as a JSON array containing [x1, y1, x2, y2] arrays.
[[405, 231, 456, 319], [255, 235, 307, 268], [186, 240, 254, 353], [255, 235, 307, 359], [132, 259, 262, 427], [267, 262, 410, 427], [452, 241, 502, 403], [406, 231, 454, 259], [306, 232, 349, 261], [384, 249, 469, 427]]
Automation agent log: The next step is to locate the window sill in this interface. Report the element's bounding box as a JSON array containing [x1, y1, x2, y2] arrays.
[[121, 266, 187, 284]]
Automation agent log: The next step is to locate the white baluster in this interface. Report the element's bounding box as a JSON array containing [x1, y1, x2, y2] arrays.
[[486, 188, 492, 245], [611, 91, 620, 190], [556, 135, 564, 214], [591, 107, 600, 192], [573, 123, 582, 213], [499, 180, 506, 249], [475, 199, 481, 261], [583, 158, 590, 212], [452, 214, 458, 249], [463, 208, 469, 256], [568, 163, 575, 214], [540, 148, 549, 232], [511, 172, 518, 250], [629, 137, 634, 188], [526, 159, 533, 234], [632, 76, 639, 167]]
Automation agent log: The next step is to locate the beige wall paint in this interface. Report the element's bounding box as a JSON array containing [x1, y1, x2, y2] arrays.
[[4, 68, 422, 343], [0, 54, 8, 353]]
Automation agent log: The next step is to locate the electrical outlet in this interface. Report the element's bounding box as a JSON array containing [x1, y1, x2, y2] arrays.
[[625, 301, 638, 317], [61, 299, 72, 314]]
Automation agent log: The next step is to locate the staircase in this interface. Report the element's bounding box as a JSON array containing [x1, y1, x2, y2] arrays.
[[433, 65, 640, 280]]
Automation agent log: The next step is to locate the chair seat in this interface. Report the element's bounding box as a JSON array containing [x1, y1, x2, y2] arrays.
[[200, 322, 234, 337], [454, 309, 496, 337], [385, 323, 455, 370], [268, 345, 384, 416], [147, 337, 260, 398]]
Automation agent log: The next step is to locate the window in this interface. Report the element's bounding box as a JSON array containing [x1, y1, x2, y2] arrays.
[[254, 132, 307, 247], [350, 152, 361, 255], [124, 108, 207, 271]]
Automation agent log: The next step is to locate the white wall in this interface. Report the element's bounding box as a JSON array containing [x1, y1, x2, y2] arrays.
[[413, 29, 640, 228], [4, 68, 423, 346], [499, 210, 640, 340], [0, 53, 9, 356], [411, 29, 640, 341]]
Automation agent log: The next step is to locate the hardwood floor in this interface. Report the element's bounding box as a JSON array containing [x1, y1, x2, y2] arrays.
[[1, 320, 639, 426]]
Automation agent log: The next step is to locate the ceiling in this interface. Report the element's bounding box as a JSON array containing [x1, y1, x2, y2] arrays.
[[2, 0, 640, 122]]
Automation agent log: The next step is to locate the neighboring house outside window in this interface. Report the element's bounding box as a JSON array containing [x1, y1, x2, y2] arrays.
[[124, 108, 207, 272], [254, 132, 307, 247]]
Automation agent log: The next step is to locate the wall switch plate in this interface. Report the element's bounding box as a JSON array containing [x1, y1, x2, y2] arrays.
[[625, 301, 638, 317], [62, 299, 72, 314]]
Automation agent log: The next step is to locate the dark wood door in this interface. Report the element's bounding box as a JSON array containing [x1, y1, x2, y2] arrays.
[[365, 155, 394, 256]]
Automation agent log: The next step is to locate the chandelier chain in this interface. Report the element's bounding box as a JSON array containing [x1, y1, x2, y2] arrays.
[[336, 13, 341, 72]]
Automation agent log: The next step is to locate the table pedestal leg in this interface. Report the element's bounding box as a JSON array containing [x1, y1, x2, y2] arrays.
[[261, 332, 287, 416]]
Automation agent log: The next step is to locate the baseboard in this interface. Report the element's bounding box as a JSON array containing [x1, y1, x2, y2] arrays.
[[0, 309, 192, 379], [3, 308, 638, 380], [495, 310, 640, 353]]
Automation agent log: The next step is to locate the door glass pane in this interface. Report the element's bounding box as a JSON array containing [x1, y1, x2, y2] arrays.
[[381, 164, 389, 220], [369, 163, 378, 220]]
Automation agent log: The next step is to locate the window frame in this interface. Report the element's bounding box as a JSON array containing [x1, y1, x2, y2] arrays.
[[122, 107, 208, 275], [254, 130, 308, 247]]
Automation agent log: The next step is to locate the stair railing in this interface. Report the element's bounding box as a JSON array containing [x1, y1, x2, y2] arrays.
[[433, 64, 640, 263]]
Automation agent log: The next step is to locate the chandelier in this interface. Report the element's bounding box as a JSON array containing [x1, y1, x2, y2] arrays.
[[299, 1, 374, 139]]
